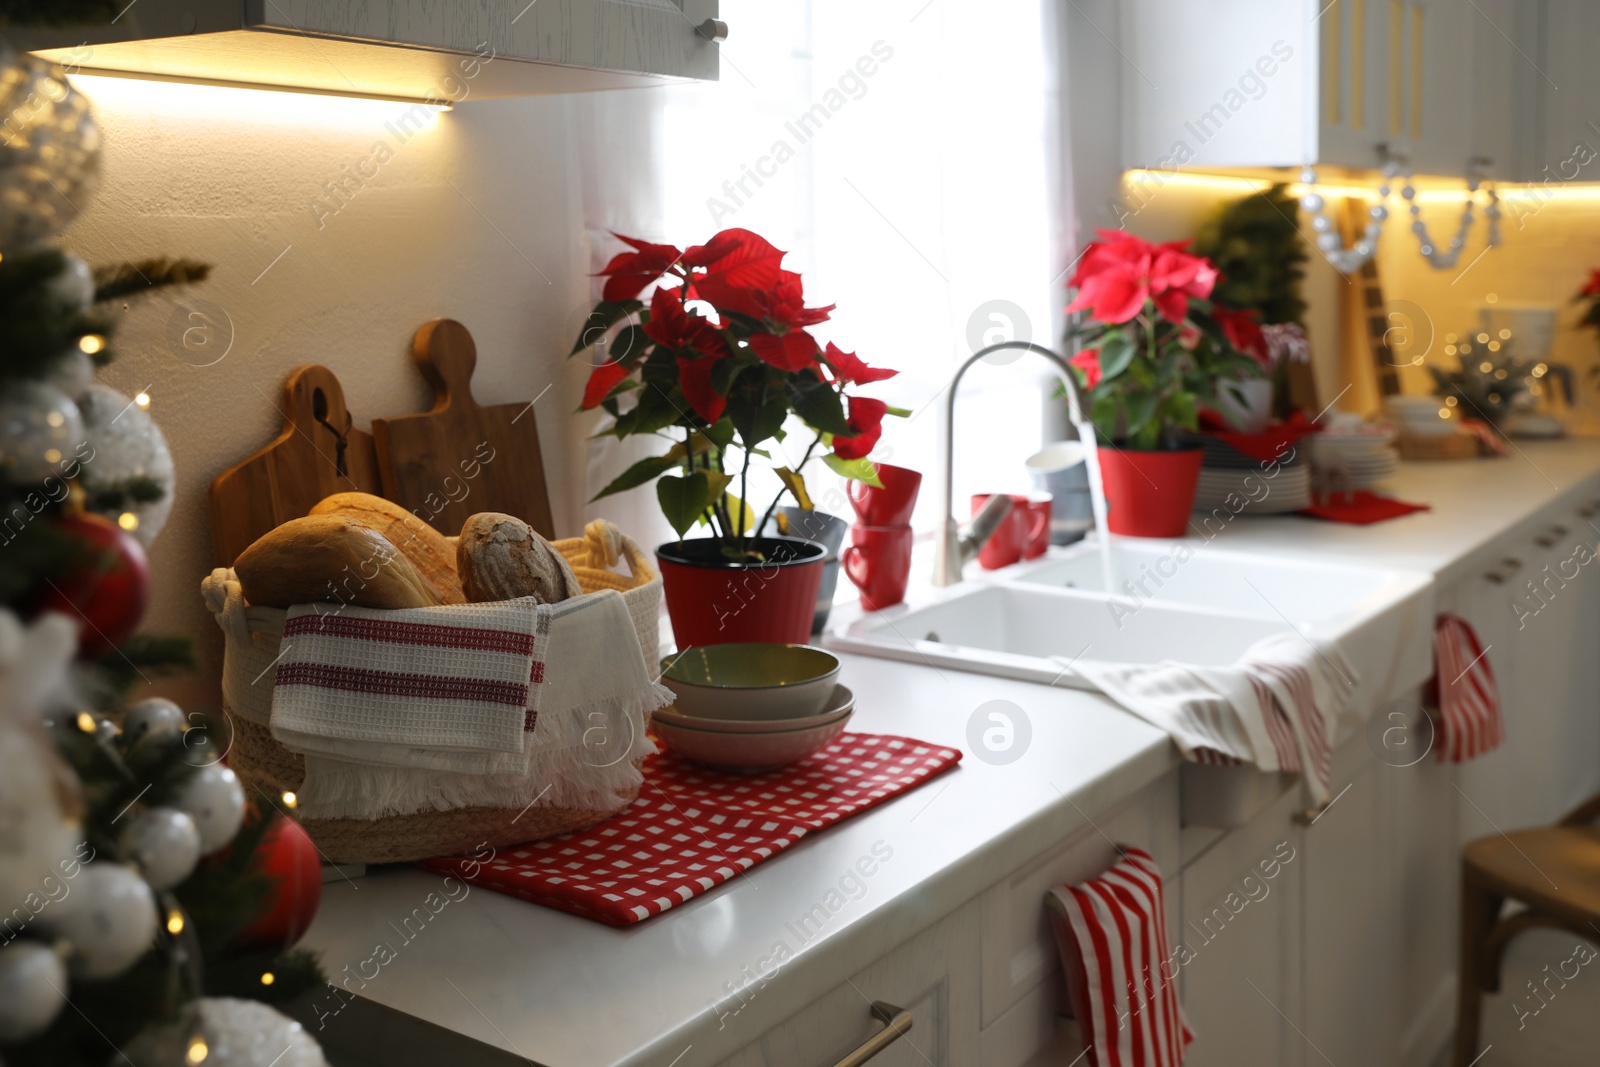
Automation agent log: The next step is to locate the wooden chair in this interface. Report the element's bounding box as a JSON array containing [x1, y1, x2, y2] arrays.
[[1453, 792, 1600, 1066]]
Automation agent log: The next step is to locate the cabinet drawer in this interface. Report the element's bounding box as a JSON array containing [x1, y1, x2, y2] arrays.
[[977, 772, 1180, 1031], [715, 901, 980, 1067]]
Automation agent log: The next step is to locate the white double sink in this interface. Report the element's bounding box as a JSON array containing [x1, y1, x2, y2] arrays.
[[824, 538, 1437, 824]]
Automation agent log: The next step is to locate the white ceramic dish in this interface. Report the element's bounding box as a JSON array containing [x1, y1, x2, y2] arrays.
[[652, 710, 853, 773], [660, 644, 841, 721], [654, 684, 856, 734]]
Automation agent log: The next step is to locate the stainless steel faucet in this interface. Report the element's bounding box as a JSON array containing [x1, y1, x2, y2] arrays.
[[931, 341, 1089, 587]]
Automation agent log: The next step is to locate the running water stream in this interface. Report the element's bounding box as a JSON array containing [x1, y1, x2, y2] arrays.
[[1069, 418, 1116, 594]]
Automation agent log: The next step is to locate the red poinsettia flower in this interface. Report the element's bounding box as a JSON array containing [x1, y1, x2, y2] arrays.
[[749, 330, 820, 372], [581, 360, 628, 410], [676, 355, 726, 423], [832, 396, 889, 460], [1212, 306, 1270, 368], [596, 233, 682, 303], [1581, 269, 1600, 298], [1148, 240, 1218, 322], [821, 342, 897, 385], [1066, 230, 1218, 325], [683, 228, 787, 289], [643, 286, 728, 358], [696, 269, 834, 331], [1068, 348, 1102, 389]]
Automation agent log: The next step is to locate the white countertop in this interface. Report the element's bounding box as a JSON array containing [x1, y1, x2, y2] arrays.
[[296, 437, 1600, 1067]]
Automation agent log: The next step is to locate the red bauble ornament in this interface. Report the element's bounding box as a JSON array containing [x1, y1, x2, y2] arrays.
[[37, 513, 150, 658], [236, 813, 323, 950]]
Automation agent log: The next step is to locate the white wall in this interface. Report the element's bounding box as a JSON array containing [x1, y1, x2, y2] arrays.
[[60, 79, 614, 711]]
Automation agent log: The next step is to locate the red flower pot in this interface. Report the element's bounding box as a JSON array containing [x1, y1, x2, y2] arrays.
[[1097, 447, 1203, 538], [657, 536, 826, 648]]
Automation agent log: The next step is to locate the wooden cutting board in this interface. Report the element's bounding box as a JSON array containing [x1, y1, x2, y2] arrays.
[[371, 319, 555, 538], [208, 364, 382, 566]]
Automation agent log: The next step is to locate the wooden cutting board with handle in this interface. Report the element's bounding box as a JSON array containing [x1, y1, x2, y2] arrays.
[[208, 364, 382, 566], [371, 318, 555, 538]]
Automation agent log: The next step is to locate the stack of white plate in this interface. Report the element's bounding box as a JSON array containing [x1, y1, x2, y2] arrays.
[[1193, 463, 1312, 513], [1309, 423, 1401, 489]]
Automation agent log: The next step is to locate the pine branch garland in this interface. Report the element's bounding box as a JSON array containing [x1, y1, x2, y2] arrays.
[[0, 1, 123, 25], [93, 259, 212, 303]]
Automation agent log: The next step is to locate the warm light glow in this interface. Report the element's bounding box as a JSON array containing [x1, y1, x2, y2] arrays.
[[78, 334, 105, 354], [167, 910, 185, 935], [1488, 341, 1501, 352], [1122, 170, 1600, 211], [44, 449, 61, 463], [118, 512, 139, 531], [1121, 170, 1374, 201], [1477, 333, 1490, 343], [1444, 345, 1457, 356], [134, 392, 151, 408], [260, 971, 276, 986], [1479, 361, 1494, 373], [1498, 329, 1512, 339], [281, 791, 298, 809], [1486, 293, 1499, 304], [71, 73, 450, 128], [1438, 407, 1451, 418], [1533, 363, 1549, 377], [76, 712, 95, 733], [187, 1037, 208, 1064], [1445, 396, 1459, 406]]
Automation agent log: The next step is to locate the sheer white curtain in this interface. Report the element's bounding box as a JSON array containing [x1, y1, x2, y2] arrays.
[[575, 0, 1068, 538]]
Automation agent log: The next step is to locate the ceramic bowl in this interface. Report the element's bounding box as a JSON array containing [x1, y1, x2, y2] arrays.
[[659, 643, 841, 722], [652, 710, 853, 773], [655, 685, 855, 734]]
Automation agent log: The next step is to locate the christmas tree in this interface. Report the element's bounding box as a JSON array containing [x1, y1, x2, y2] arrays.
[[0, 38, 328, 1067]]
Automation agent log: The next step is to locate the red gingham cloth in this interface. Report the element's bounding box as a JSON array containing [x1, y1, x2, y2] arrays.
[[419, 732, 961, 926], [1047, 848, 1192, 1067], [1428, 613, 1503, 762]]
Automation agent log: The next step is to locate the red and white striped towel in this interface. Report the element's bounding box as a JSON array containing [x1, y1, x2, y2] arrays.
[[1430, 613, 1502, 762], [1047, 848, 1192, 1067], [1069, 632, 1356, 805], [271, 597, 551, 774]]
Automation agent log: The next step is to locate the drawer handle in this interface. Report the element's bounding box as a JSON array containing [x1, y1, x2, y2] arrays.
[[1578, 500, 1600, 519], [697, 17, 729, 42], [830, 1002, 913, 1067], [1483, 557, 1523, 584], [1534, 525, 1571, 548]]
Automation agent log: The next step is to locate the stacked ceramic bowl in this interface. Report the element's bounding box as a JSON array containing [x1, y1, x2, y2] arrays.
[[1184, 434, 1312, 514], [1308, 415, 1400, 490], [654, 644, 854, 773]]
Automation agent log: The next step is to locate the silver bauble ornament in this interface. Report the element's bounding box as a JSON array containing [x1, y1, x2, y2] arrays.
[[0, 941, 67, 1042], [121, 697, 186, 749], [119, 998, 327, 1067], [0, 713, 81, 917], [173, 764, 245, 854], [0, 381, 83, 482], [44, 348, 96, 400], [44, 862, 156, 979], [45, 253, 94, 313], [0, 52, 101, 252], [76, 383, 174, 546], [120, 807, 200, 891]]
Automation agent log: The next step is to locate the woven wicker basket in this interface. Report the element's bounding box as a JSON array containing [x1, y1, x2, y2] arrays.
[[205, 521, 663, 865]]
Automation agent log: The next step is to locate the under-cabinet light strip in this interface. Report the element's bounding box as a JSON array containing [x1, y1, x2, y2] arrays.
[[68, 66, 452, 110]]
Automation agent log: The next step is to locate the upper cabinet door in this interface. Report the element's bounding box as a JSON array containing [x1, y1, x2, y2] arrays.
[[1535, 0, 1600, 186]]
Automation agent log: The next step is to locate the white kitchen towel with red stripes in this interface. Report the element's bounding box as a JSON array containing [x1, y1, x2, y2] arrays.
[[1046, 847, 1192, 1067], [270, 597, 551, 775], [1070, 632, 1356, 805], [1431, 613, 1503, 762]]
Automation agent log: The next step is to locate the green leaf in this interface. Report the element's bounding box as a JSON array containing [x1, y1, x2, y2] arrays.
[[731, 397, 789, 449], [776, 467, 814, 510], [657, 473, 715, 537], [1123, 391, 1160, 437], [790, 377, 851, 436], [1098, 333, 1137, 382], [823, 452, 885, 486], [591, 453, 679, 502], [570, 301, 641, 356], [885, 405, 913, 418], [610, 324, 653, 366], [702, 418, 736, 450], [610, 382, 684, 438]]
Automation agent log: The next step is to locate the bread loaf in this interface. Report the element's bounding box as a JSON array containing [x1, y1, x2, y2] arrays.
[[458, 513, 582, 604], [235, 514, 443, 610], [309, 492, 465, 604]]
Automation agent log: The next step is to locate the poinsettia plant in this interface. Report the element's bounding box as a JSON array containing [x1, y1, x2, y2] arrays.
[[572, 228, 901, 559], [1065, 230, 1268, 449]]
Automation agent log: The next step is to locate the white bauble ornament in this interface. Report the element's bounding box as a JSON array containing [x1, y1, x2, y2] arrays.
[[119, 808, 200, 891], [121, 697, 186, 749], [0, 52, 101, 252], [45, 348, 96, 401], [76, 384, 175, 547], [45, 862, 156, 979], [173, 764, 245, 854], [0, 713, 81, 917], [119, 998, 327, 1067], [45, 253, 94, 313], [0, 381, 84, 483], [0, 941, 67, 1042]]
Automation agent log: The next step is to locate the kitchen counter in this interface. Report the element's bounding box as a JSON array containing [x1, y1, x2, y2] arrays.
[[296, 438, 1600, 1067]]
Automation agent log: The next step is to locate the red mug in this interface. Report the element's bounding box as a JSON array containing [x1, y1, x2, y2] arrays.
[[973, 493, 1050, 570], [842, 523, 914, 611], [847, 463, 922, 526]]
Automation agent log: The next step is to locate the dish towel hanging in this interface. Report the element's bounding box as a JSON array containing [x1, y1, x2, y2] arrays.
[[1069, 632, 1357, 805], [1429, 613, 1503, 762], [1046, 847, 1192, 1067]]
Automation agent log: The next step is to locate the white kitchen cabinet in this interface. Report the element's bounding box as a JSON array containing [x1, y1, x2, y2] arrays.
[[714, 901, 980, 1067], [1533, 0, 1600, 184], [1177, 780, 1305, 1067]]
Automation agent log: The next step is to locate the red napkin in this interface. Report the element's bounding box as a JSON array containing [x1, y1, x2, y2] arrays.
[[1196, 410, 1320, 463], [1298, 490, 1430, 525], [418, 732, 961, 926]]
